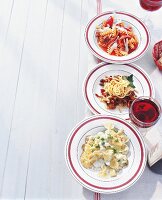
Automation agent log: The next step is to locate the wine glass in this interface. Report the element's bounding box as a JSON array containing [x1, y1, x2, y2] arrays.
[[139, 0, 162, 11], [129, 96, 162, 174], [139, 0, 162, 27], [129, 96, 161, 128]]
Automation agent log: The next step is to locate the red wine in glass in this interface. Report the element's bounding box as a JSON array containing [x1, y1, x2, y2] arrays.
[[139, 0, 162, 11], [129, 97, 161, 128], [130, 97, 162, 174]]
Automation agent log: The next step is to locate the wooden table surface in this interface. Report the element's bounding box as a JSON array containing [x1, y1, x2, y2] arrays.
[[0, 0, 162, 199]]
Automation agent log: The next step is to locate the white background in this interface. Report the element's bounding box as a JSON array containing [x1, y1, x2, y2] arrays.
[[0, 0, 162, 199]]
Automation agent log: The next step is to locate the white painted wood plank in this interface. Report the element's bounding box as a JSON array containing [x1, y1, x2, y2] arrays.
[[0, 0, 31, 195], [24, 0, 65, 198], [0, 0, 50, 198], [48, 0, 91, 199], [75, 0, 89, 122], [0, 0, 14, 53], [50, 0, 85, 197], [25, 0, 92, 199]]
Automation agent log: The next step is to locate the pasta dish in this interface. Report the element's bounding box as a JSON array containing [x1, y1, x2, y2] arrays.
[[80, 123, 129, 178], [95, 74, 137, 109], [95, 15, 139, 56]]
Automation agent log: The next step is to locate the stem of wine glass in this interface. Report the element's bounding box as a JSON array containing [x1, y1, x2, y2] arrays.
[[142, 10, 152, 28], [127, 119, 152, 152]]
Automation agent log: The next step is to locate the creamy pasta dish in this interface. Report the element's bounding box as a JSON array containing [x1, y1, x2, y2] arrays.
[[95, 15, 139, 56], [95, 74, 137, 110], [80, 123, 129, 178]]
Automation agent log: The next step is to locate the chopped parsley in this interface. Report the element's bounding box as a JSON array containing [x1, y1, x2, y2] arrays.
[[113, 148, 117, 153], [113, 127, 119, 133], [108, 135, 113, 139], [101, 141, 105, 146]]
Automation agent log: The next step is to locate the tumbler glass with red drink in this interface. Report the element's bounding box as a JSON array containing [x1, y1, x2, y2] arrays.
[[129, 96, 162, 174]]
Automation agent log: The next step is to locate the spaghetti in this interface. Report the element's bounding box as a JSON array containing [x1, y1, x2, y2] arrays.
[[96, 75, 137, 109]]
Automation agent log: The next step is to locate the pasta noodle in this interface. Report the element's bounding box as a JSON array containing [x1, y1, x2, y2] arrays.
[[104, 75, 132, 98], [95, 15, 139, 56], [80, 123, 129, 178], [95, 75, 137, 110]]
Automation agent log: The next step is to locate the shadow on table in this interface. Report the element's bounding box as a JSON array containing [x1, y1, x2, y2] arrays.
[[83, 187, 94, 200], [82, 166, 162, 200]]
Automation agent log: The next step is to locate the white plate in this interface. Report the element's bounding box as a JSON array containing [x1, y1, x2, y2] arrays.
[[65, 115, 147, 194], [85, 11, 150, 64], [83, 62, 155, 119]]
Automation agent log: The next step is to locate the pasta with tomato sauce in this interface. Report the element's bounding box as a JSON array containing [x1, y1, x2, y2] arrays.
[[95, 16, 139, 56]]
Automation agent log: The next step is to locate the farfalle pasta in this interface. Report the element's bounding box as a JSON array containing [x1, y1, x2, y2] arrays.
[[80, 123, 129, 178], [95, 16, 139, 56]]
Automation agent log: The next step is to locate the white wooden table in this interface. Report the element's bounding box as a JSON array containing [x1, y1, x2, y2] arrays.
[[0, 0, 162, 199]]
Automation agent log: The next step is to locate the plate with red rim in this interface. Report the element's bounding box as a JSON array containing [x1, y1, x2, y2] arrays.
[[65, 114, 147, 194], [83, 62, 155, 119], [85, 11, 150, 64]]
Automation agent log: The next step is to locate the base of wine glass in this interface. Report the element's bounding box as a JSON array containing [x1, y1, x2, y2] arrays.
[[128, 116, 152, 136], [143, 17, 154, 31]]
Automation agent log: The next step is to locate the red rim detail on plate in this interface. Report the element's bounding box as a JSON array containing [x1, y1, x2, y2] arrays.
[[84, 63, 153, 115], [67, 116, 144, 190], [85, 11, 150, 63]]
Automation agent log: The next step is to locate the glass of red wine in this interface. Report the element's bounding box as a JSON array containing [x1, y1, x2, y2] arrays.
[[129, 96, 162, 174], [139, 0, 162, 11], [139, 0, 162, 27], [129, 96, 161, 128]]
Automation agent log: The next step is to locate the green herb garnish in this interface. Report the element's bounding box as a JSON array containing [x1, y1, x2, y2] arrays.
[[101, 142, 105, 146], [126, 74, 136, 88], [113, 149, 117, 153], [113, 127, 119, 133], [127, 74, 133, 82], [108, 135, 113, 139]]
